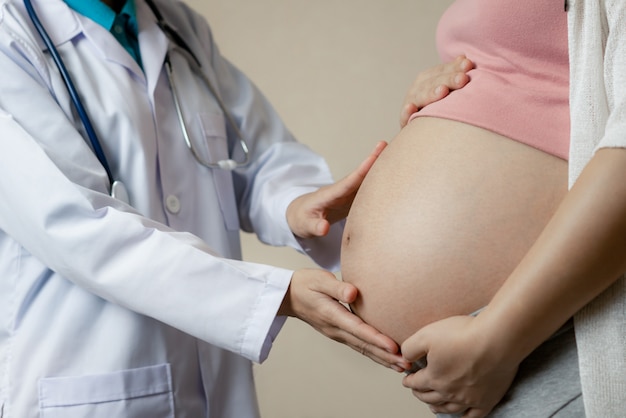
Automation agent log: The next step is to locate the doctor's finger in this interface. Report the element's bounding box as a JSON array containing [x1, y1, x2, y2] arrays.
[[333, 140, 387, 191], [335, 310, 402, 354], [310, 141, 387, 228], [324, 306, 400, 353], [307, 278, 406, 357], [339, 333, 411, 371], [353, 140, 387, 175], [320, 308, 411, 367]]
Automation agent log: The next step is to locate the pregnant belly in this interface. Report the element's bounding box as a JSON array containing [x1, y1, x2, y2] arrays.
[[341, 117, 567, 344]]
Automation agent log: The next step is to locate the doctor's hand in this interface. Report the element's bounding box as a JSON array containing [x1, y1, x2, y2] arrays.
[[401, 315, 517, 417], [400, 55, 474, 128], [279, 268, 411, 372], [286, 141, 387, 239]]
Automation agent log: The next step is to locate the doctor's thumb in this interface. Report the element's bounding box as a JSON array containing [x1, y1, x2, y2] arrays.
[[337, 282, 358, 304], [310, 270, 357, 304], [315, 219, 330, 237], [322, 277, 357, 304]]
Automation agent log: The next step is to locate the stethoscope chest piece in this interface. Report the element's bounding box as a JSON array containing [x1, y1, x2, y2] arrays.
[[111, 180, 130, 204]]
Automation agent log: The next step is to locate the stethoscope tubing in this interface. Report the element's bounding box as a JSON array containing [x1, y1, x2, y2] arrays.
[[163, 52, 250, 170], [146, 0, 250, 170], [24, 0, 115, 186], [24, 0, 251, 202]]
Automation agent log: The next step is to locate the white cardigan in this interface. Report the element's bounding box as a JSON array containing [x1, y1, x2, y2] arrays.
[[568, 0, 626, 416]]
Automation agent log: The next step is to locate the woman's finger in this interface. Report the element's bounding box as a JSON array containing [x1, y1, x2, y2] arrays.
[[430, 402, 469, 415], [400, 55, 474, 127]]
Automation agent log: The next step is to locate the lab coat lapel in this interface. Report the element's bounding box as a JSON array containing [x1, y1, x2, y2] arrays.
[[16, 0, 81, 50], [77, 16, 146, 79], [20, 0, 147, 80], [136, 0, 169, 100]]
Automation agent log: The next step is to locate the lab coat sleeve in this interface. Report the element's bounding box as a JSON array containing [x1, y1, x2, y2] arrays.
[[0, 31, 283, 363], [0, 107, 290, 363], [172, 2, 343, 271]]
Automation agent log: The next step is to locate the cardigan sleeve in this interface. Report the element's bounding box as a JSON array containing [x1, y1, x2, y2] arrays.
[[569, 3, 626, 417], [593, 1, 626, 152], [567, 0, 626, 187]]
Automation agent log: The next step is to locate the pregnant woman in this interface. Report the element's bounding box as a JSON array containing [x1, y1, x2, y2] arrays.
[[341, 0, 582, 416], [342, 0, 568, 349]]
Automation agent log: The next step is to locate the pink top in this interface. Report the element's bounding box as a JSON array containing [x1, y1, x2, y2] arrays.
[[412, 0, 570, 160]]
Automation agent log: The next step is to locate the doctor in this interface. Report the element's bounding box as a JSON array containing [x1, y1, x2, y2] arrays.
[[0, 0, 406, 417]]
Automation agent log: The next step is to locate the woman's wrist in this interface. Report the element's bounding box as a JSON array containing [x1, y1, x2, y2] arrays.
[[469, 304, 534, 367]]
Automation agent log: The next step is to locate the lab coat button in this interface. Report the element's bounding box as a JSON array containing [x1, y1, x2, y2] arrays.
[[165, 195, 181, 214]]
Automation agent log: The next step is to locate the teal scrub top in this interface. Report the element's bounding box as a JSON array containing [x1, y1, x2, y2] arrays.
[[64, 0, 143, 68]]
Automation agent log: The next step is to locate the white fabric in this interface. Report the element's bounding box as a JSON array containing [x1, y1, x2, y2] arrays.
[[0, 0, 343, 416], [567, 0, 626, 416]]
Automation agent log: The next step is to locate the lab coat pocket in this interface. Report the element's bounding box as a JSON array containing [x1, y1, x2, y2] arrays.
[[196, 112, 240, 231], [38, 364, 174, 418]]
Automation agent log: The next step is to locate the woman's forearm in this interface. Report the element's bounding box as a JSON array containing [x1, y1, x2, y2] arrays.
[[477, 147, 626, 364]]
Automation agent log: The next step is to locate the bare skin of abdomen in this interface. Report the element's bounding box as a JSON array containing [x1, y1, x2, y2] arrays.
[[341, 117, 567, 345]]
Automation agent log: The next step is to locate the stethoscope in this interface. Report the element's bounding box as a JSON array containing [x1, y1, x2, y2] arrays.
[[24, 0, 250, 204]]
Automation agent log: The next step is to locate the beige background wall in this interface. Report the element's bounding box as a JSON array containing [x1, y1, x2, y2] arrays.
[[185, 1, 453, 417]]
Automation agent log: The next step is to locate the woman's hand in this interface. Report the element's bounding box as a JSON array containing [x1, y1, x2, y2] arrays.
[[286, 141, 387, 239], [400, 55, 474, 128], [401, 316, 518, 417], [399, 148, 626, 415], [279, 268, 411, 372]]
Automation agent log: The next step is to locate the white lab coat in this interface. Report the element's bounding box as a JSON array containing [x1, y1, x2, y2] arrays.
[[0, 0, 343, 417]]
